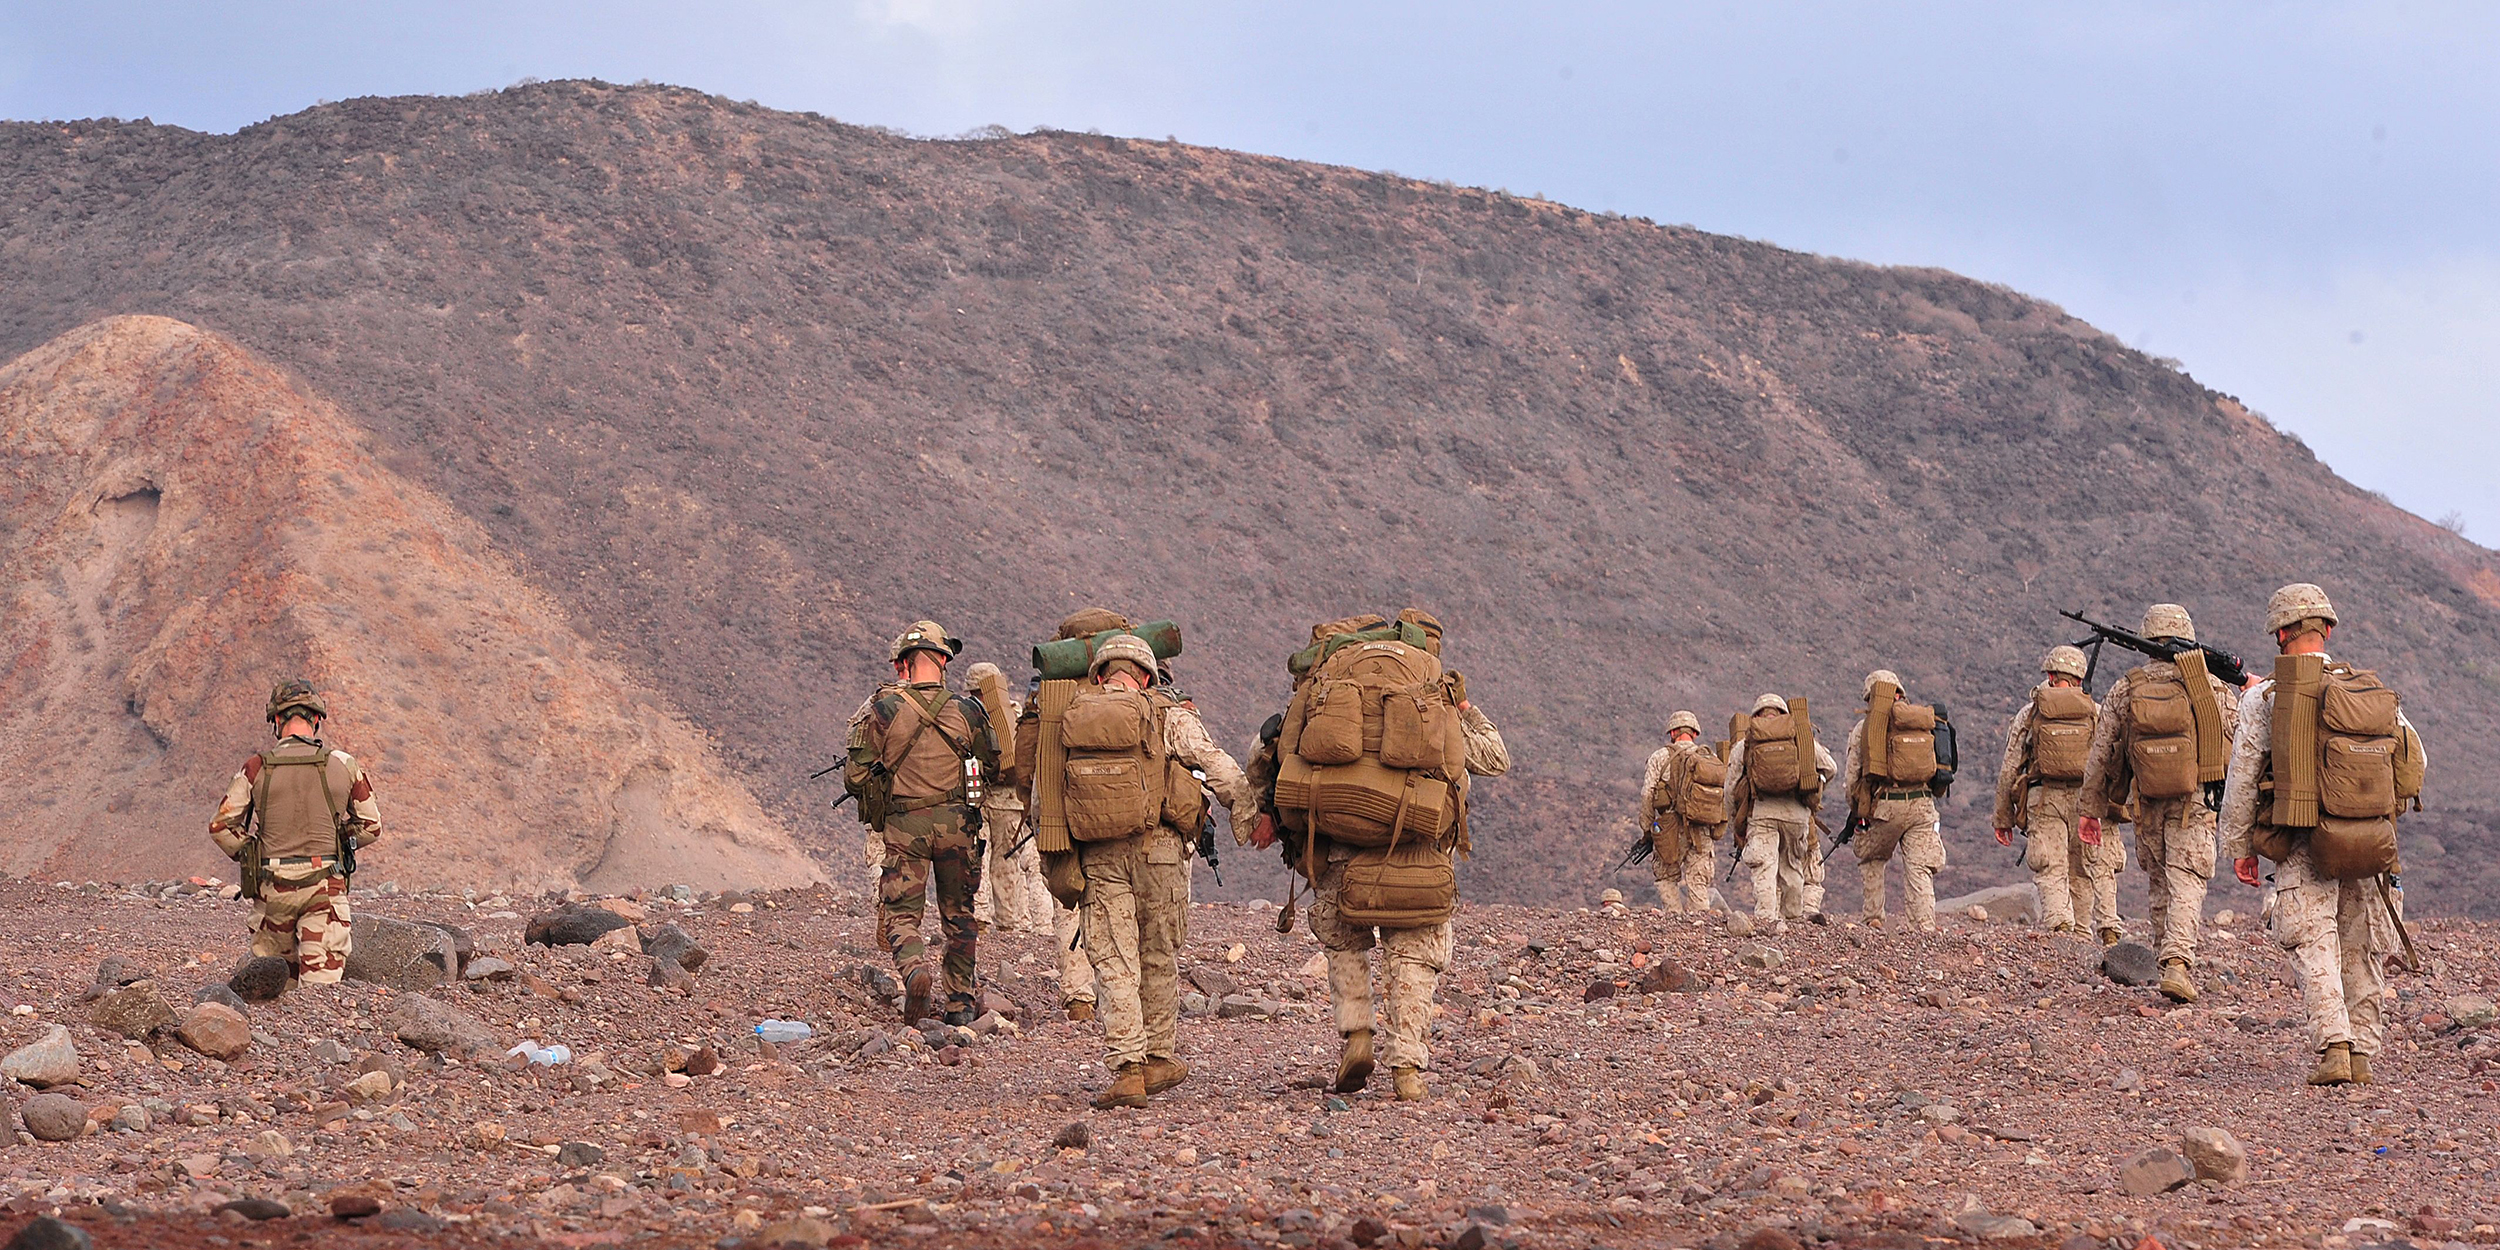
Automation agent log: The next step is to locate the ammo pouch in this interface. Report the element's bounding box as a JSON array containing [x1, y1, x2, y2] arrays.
[[238, 839, 268, 900], [847, 761, 895, 831], [1336, 838, 1457, 927]]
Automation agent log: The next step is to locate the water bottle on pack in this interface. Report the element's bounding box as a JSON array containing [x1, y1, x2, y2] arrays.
[[754, 1020, 813, 1045]]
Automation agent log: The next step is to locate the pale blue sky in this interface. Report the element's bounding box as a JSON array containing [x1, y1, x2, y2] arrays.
[[3, 2, 2492, 541]]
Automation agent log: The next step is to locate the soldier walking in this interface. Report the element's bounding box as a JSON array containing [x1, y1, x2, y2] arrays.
[[1723, 694, 1836, 933], [2221, 584, 2425, 1085], [964, 662, 1053, 935], [1845, 671, 1950, 932], [845, 620, 999, 1026], [2079, 604, 2240, 1002], [207, 681, 381, 990], [1636, 711, 1727, 914], [1994, 646, 2121, 941]]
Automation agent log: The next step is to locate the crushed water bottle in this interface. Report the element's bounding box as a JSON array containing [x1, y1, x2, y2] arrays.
[[754, 1020, 813, 1044], [505, 1040, 571, 1065]]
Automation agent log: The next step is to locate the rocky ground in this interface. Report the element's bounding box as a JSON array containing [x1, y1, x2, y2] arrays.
[[0, 875, 2494, 1250]]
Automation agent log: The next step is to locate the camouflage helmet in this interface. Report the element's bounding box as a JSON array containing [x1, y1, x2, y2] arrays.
[[2140, 603, 2195, 643], [266, 679, 326, 724], [963, 660, 1003, 685], [1863, 669, 1903, 700], [889, 619, 963, 663], [1090, 632, 1158, 678], [2041, 645, 2089, 680], [1750, 693, 1789, 715], [1665, 710, 1702, 737], [2265, 583, 2339, 633]]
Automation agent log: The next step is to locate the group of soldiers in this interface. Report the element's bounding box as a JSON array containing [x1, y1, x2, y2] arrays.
[[843, 608, 1507, 1108], [1632, 584, 2426, 1086], [203, 583, 2420, 1095]]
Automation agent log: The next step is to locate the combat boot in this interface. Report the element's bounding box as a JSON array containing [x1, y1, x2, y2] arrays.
[[1144, 1056, 1190, 1093], [1093, 1062, 1149, 1108], [1863, 916, 1885, 931], [2349, 1051, 2372, 1085], [902, 968, 934, 1024], [2158, 958, 2198, 1004], [2050, 922, 2077, 936], [943, 994, 976, 1028], [2308, 1042, 2353, 1086], [1064, 998, 1095, 1023], [2098, 927, 2122, 948], [1334, 1028, 1375, 1093], [1392, 1066, 1427, 1102]]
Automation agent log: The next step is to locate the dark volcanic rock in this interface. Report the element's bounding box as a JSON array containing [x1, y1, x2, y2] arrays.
[[229, 956, 294, 1002], [4, 1216, 92, 1250], [640, 922, 709, 971], [525, 904, 631, 948], [2101, 942, 2163, 988]]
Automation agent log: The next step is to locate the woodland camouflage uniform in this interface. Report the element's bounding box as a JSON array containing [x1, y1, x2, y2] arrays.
[[207, 681, 381, 986]]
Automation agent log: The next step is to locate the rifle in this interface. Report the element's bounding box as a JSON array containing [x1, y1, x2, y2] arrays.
[[1820, 811, 1868, 865], [2376, 874, 2423, 973], [2059, 609, 2251, 690], [809, 757, 884, 815], [1619, 830, 1657, 871]]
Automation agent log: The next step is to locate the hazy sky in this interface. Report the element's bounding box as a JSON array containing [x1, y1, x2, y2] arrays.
[[3, 2, 2492, 542]]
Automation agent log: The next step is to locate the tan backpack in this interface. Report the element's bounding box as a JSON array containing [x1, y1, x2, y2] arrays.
[[1274, 637, 1464, 847], [1676, 749, 1728, 824], [2125, 678, 2200, 800], [1864, 683, 1940, 786], [2262, 657, 2410, 878], [1059, 686, 1171, 842], [1742, 703, 1818, 799], [2029, 685, 2096, 782]]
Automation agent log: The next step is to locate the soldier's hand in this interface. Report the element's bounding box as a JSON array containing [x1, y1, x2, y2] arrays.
[[2078, 817, 2102, 846], [1993, 827, 2013, 847], [2234, 856, 2262, 888], [1251, 813, 1278, 850]]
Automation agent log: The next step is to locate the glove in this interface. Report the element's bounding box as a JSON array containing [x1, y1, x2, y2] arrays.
[[1993, 827, 2013, 847], [2079, 816, 2103, 847]]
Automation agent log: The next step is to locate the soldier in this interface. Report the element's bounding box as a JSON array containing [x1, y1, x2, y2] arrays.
[[207, 680, 381, 990], [845, 620, 1000, 1026], [1993, 646, 2121, 941], [1723, 694, 1836, 933], [1255, 610, 1510, 1103], [1635, 711, 1726, 914], [1037, 634, 1258, 1108], [964, 662, 1052, 935], [1844, 671, 1950, 932], [2079, 604, 2240, 1003], [2222, 584, 2424, 1085]]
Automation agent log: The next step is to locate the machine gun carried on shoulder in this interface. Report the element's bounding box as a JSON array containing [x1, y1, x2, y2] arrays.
[[2059, 609, 2251, 689]]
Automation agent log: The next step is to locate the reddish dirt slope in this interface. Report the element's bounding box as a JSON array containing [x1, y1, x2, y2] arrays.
[[0, 316, 823, 892]]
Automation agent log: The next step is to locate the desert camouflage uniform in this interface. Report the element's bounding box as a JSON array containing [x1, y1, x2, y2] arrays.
[[1309, 705, 1511, 1074], [1844, 720, 1946, 930], [849, 681, 998, 1015], [1722, 736, 1836, 924], [208, 737, 380, 984], [2080, 660, 2240, 970], [972, 729, 1053, 935], [1078, 701, 1257, 1070], [1636, 743, 1722, 913], [1994, 690, 2120, 934], [2220, 661, 2418, 1062]]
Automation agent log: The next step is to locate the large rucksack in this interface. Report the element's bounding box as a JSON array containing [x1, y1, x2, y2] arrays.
[[1675, 749, 1728, 824], [2260, 658, 2418, 879], [1864, 684, 1941, 786], [1742, 704, 1819, 799], [2029, 685, 2096, 782], [1059, 686, 1171, 842], [1274, 637, 1465, 847], [2126, 677, 2200, 800]]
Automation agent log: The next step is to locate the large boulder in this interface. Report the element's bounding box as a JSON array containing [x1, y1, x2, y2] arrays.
[[524, 904, 630, 948], [0, 1025, 80, 1088], [386, 996, 497, 1056], [174, 1002, 252, 1060], [419, 922, 475, 977], [1936, 884, 2040, 926], [343, 916, 458, 990], [87, 981, 176, 1039]]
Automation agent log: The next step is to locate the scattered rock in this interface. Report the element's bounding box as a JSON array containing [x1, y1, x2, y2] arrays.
[[1725, 913, 1757, 938], [386, 995, 498, 1056], [2101, 942, 2162, 988], [378, 1210, 446, 1233], [2116, 1145, 2195, 1196], [3, 1216, 93, 1250], [343, 916, 458, 990], [192, 982, 250, 1014], [1583, 979, 1617, 1001], [1450, 1226, 1489, 1250], [461, 956, 516, 982], [343, 1070, 394, 1103], [1188, 966, 1241, 1000], [524, 904, 631, 947], [682, 1045, 723, 1077], [18, 1092, 87, 1141], [751, 1215, 836, 1247], [418, 921, 475, 976], [1739, 1227, 1802, 1250], [1053, 1121, 1090, 1149], [557, 1140, 606, 1168], [2180, 1126, 2249, 1185], [329, 1193, 382, 1219], [227, 956, 293, 1002], [647, 956, 694, 991], [215, 1198, 290, 1221], [2444, 994, 2498, 1030], [1938, 883, 2041, 924], [247, 1129, 292, 1159], [640, 923, 709, 971], [1638, 956, 1698, 993], [1738, 944, 1785, 971], [86, 981, 175, 1038], [1, 1025, 80, 1088], [174, 1001, 252, 1059], [1350, 1216, 1389, 1246], [1954, 1211, 2040, 1241]]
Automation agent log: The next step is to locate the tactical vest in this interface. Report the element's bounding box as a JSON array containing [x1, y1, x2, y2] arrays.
[[253, 740, 348, 863], [1274, 638, 1466, 848], [2258, 658, 2419, 878], [2029, 685, 2096, 783]]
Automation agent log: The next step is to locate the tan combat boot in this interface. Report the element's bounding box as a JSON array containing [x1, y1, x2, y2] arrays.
[[2307, 1042, 2354, 1086], [902, 968, 934, 1024], [1064, 998, 1095, 1023], [2349, 1051, 2372, 1085], [1092, 1062, 1149, 1109], [2098, 927, 2122, 948], [2157, 958, 2198, 1004], [1392, 1066, 1427, 1102], [1144, 1056, 1190, 1094], [1334, 1029, 1375, 1094]]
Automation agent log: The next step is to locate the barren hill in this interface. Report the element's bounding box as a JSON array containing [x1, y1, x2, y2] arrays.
[[0, 82, 2493, 909], [0, 315, 822, 892]]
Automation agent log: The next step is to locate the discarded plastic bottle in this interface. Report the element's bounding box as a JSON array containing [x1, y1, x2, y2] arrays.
[[754, 1020, 813, 1044], [505, 1040, 571, 1066]]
